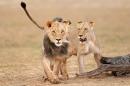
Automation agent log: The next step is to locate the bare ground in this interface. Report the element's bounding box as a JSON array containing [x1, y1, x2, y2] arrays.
[[0, 0, 130, 86]]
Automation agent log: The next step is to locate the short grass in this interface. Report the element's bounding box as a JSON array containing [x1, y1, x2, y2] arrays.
[[0, 0, 130, 86]]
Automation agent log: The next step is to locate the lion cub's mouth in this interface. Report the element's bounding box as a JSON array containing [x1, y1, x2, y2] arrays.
[[79, 38, 87, 42], [55, 41, 62, 46]]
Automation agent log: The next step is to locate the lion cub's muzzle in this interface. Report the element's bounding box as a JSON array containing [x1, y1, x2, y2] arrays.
[[78, 35, 87, 43], [56, 39, 61, 42], [55, 39, 63, 46], [79, 38, 87, 42]]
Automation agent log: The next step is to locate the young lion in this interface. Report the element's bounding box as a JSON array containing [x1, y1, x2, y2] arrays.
[[76, 21, 102, 73], [21, 2, 74, 84], [42, 20, 72, 83]]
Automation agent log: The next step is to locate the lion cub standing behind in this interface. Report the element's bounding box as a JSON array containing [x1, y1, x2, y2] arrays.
[[76, 21, 102, 73]]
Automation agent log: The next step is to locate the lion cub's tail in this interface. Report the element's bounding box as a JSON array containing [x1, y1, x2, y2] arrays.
[[21, 2, 44, 30]]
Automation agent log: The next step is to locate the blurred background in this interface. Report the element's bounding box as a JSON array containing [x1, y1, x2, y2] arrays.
[[0, 0, 130, 86]]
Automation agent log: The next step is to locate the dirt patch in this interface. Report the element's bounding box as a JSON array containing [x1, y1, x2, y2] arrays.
[[0, 0, 130, 86]]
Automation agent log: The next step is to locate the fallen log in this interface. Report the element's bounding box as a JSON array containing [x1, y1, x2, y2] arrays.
[[77, 54, 130, 77]]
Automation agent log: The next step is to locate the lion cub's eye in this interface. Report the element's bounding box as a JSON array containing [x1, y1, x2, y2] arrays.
[[52, 30, 56, 33], [61, 30, 65, 33], [84, 28, 88, 30], [78, 28, 80, 30]]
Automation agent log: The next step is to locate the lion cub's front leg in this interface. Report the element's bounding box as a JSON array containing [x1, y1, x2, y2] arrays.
[[52, 59, 61, 77], [42, 57, 60, 84], [77, 44, 89, 73], [60, 59, 69, 80], [78, 55, 85, 73]]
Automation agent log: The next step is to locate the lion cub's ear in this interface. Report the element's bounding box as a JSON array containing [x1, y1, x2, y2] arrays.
[[63, 20, 71, 25], [89, 21, 94, 27], [46, 21, 52, 27], [89, 21, 94, 30], [78, 21, 82, 24], [77, 21, 82, 28]]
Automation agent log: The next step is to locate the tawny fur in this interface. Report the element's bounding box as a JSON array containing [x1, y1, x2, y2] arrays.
[[21, 2, 74, 84], [76, 21, 102, 73]]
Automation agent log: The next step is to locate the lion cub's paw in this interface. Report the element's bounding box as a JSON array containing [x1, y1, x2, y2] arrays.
[[49, 78, 61, 84], [43, 75, 61, 84], [59, 75, 69, 80]]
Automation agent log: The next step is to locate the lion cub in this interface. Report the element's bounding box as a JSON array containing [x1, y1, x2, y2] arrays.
[[76, 21, 102, 73]]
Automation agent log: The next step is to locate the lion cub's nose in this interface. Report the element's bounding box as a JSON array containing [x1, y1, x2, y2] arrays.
[[56, 39, 61, 41], [79, 35, 83, 37]]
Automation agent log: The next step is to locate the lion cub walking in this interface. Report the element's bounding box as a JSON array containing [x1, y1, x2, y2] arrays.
[[76, 21, 102, 73]]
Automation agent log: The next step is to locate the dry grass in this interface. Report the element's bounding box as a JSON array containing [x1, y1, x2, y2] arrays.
[[0, 0, 130, 86]]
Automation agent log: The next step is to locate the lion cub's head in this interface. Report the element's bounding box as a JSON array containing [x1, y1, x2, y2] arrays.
[[77, 21, 95, 43], [45, 18, 71, 46]]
